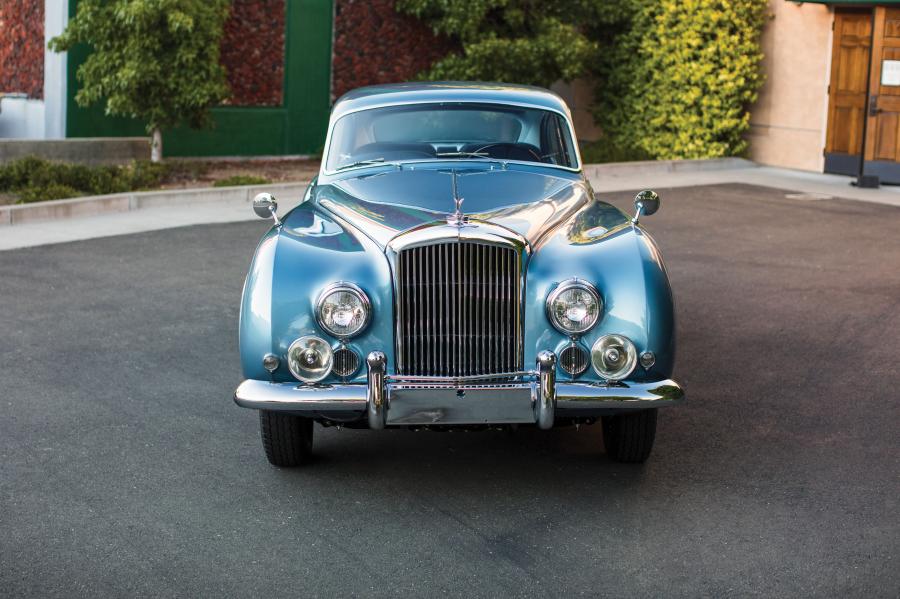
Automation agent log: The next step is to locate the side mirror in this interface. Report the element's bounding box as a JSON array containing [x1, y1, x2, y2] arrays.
[[632, 189, 660, 224], [253, 192, 281, 226]]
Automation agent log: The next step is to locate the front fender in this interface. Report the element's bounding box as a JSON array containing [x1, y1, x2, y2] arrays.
[[239, 201, 394, 382], [525, 201, 675, 382]]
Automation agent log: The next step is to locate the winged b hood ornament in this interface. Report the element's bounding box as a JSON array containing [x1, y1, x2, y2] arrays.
[[446, 170, 470, 227]]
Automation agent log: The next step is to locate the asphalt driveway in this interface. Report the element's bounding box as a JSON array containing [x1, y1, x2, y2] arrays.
[[1, 184, 898, 597]]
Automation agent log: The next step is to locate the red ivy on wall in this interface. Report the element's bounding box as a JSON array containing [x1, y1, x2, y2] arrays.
[[221, 0, 285, 106], [0, 0, 45, 99], [1, 0, 451, 106], [332, 0, 458, 101]]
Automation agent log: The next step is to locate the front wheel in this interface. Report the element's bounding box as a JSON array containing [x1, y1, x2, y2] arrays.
[[259, 410, 314, 467], [602, 408, 657, 463]]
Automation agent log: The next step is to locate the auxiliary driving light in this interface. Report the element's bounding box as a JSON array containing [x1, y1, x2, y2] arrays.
[[287, 335, 333, 382], [591, 334, 637, 381]]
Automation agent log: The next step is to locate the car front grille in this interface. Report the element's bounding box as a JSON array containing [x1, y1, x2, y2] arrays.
[[395, 241, 521, 376]]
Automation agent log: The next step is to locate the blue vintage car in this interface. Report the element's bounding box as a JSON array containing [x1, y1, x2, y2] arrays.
[[234, 82, 684, 466]]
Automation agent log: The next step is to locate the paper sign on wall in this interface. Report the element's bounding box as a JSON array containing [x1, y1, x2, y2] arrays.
[[882, 60, 900, 86]]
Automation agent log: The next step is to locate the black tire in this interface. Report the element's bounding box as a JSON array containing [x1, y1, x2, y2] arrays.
[[259, 410, 314, 467], [602, 408, 657, 463]]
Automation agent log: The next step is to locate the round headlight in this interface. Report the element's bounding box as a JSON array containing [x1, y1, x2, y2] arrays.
[[287, 335, 333, 382], [316, 283, 370, 338], [546, 279, 602, 335], [591, 334, 637, 381]]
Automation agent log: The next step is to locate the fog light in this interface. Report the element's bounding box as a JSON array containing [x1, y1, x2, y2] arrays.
[[287, 335, 333, 382], [591, 334, 637, 381], [560, 344, 589, 376], [262, 353, 280, 373], [332, 347, 360, 377], [640, 351, 656, 370]]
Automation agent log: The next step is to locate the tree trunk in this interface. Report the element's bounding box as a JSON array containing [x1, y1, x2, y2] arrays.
[[150, 128, 163, 163]]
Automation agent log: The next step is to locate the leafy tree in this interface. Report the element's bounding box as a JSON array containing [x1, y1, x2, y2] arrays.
[[50, 0, 231, 162], [595, 0, 768, 159], [396, 0, 627, 88]]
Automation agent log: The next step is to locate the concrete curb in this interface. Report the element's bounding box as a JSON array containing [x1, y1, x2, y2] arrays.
[[0, 181, 310, 227], [0, 158, 755, 227]]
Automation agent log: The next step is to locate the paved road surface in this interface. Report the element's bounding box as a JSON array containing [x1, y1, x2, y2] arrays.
[[1, 184, 897, 597]]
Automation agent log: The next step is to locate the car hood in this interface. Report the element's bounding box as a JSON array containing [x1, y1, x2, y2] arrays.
[[312, 165, 592, 248]]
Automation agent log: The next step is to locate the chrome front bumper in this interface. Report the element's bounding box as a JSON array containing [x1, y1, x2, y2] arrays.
[[234, 351, 684, 429]]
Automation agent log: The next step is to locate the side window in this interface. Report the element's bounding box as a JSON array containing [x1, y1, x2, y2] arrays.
[[556, 114, 578, 168], [540, 114, 577, 168]]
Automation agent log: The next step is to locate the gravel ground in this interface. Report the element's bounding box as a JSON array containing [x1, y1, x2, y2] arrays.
[[1, 183, 897, 597]]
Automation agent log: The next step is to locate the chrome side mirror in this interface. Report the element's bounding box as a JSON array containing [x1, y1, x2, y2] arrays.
[[253, 192, 281, 226], [632, 189, 660, 224]]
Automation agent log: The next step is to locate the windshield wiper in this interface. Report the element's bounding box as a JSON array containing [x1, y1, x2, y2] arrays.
[[434, 151, 490, 159], [335, 158, 388, 171]]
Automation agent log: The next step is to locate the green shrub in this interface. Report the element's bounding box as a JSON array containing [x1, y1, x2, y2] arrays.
[[213, 175, 270, 187], [595, 0, 768, 159], [579, 139, 652, 164], [0, 156, 201, 203], [18, 184, 83, 204], [127, 160, 171, 189], [397, 0, 767, 161], [0, 156, 47, 190], [396, 0, 627, 87]]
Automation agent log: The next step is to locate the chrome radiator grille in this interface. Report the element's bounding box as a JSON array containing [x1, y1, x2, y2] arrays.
[[396, 241, 521, 376]]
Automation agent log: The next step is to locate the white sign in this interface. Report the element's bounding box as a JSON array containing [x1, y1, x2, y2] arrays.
[[882, 60, 900, 86]]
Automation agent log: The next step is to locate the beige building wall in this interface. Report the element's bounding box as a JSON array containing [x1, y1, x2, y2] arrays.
[[748, 1, 834, 171]]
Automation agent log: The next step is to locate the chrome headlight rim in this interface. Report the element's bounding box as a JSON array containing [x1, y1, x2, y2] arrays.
[[546, 278, 603, 335], [315, 281, 371, 339], [287, 335, 334, 382], [591, 334, 638, 381]]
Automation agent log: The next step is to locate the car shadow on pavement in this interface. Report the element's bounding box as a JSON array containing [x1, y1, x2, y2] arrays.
[[269, 424, 660, 494]]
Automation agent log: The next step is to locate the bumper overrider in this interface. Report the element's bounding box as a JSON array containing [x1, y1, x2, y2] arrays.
[[234, 351, 684, 429]]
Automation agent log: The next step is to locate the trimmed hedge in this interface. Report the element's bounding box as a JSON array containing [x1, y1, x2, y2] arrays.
[[213, 174, 270, 187], [0, 156, 204, 203], [595, 0, 768, 159]]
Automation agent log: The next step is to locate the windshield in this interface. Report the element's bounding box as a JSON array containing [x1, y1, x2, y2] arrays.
[[325, 102, 579, 172]]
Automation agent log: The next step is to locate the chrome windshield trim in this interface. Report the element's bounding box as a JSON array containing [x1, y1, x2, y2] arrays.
[[320, 99, 583, 177]]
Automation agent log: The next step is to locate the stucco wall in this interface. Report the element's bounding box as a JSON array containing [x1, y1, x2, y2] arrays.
[[331, 0, 457, 101], [748, 1, 833, 172], [0, 0, 45, 99]]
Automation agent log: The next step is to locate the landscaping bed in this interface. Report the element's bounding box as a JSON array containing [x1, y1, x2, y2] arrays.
[[0, 156, 320, 205]]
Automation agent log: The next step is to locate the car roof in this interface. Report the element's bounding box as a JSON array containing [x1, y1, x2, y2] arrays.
[[331, 82, 572, 121]]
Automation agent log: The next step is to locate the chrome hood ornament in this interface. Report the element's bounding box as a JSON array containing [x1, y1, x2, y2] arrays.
[[447, 170, 470, 227]]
